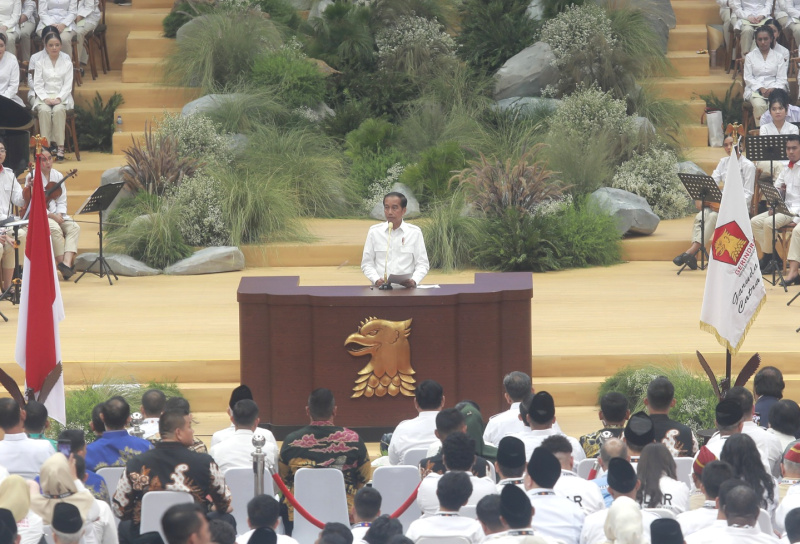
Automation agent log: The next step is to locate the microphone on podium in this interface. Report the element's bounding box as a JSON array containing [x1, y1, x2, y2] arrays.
[[379, 221, 393, 290]]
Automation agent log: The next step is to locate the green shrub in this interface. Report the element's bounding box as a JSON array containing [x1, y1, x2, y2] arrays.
[[474, 207, 561, 271], [374, 15, 457, 78], [455, 0, 538, 74], [74, 92, 124, 152], [421, 191, 485, 271], [541, 0, 586, 19], [252, 0, 301, 30], [350, 148, 408, 196], [551, 198, 621, 268], [250, 45, 327, 109], [611, 148, 691, 219], [322, 97, 373, 140], [397, 100, 484, 159], [345, 118, 397, 158], [369, 0, 456, 31], [107, 192, 193, 269], [363, 162, 405, 215], [546, 131, 616, 195], [122, 126, 199, 196], [163, 10, 282, 92], [169, 172, 231, 247], [597, 364, 719, 432], [699, 83, 743, 127], [304, 1, 374, 71], [201, 88, 293, 133], [156, 113, 232, 167], [162, 1, 214, 38], [399, 141, 466, 205], [474, 108, 547, 161], [630, 84, 687, 147]]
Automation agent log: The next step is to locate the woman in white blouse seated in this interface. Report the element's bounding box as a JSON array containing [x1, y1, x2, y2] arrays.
[[758, 90, 799, 177], [37, 0, 76, 59], [635, 443, 690, 515], [750, 18, 790, 59], [0, 32, 23, 106], [0, 0, 20, 54], [744, 25, 789, 127], [32, 30, 73, 161]]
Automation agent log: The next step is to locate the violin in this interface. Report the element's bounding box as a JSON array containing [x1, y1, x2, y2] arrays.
[[20, 166, 78, 219]]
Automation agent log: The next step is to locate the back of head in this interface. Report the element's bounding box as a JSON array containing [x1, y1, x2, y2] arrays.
[[441, 432, 475, 471], [141, 389, 167, 418], [526, 448, 561, 489], [58, 430, 86, 455], [604, 496, 643, 544], [435, 408, 465, 437], [726, 386, 754, 416], [527, 391, 555, 426], [539, 434, 572, 469], [165, 396, 191, 415], [496, 436, 527, 478], [232, 399, 259, 428], [354, 487, 382, 521], [723, 485, 760, 522], [600, 392, 629, 424], [23, 401, 48, 433], [208, 520, 235, 544], [91, 403, 106, 434], [0, 508, 17, 544], [624, 411, 655, 452], [319, 523, 353, 544], [162, 503, 203, 544], [0, 399, 21, 431], [102, 396, 131, 430], [228, 385, 253, 411], [701, 461, 735, 500], [247, 495, 280, 529], [717, 478, 745, 510], [646, 377, 674, 411], [159, 410, 188, 437], [362, 515, 402, 544], [503, 372, 531, 402], [785, 507, 800, 543], [437, 471, 472, 511], [308, 388, 335, 421], [770, 400, 800, 436], [754, 366, 785, 399], [475, 495, 502, 533], [499, 484, 532, 529], [599, 438, 628, 466], [715, 398, 744, 432], [720, 433, 772, 505], [51, 503, 83, 544], [649, 518, 683, 544], [415, 380, 443, 410]]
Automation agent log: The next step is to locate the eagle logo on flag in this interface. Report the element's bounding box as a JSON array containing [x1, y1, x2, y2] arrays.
[[712, 221, 749, 266]]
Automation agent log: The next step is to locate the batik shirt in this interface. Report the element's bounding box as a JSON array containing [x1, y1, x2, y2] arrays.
[[579, 426, 625, 459], [86, 470, 111, 503], [278, 421, 371, 520], [85, 430, 153, 471], [148, 434, 208, 454]]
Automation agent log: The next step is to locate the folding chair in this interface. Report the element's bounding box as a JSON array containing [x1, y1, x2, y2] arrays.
[[576, 458, 595, 479], [459, 505, 476, 519], [642, 508, 676, 519], [225, 467, 280, 535], [415, 537, 472, 544], [140, 491, 194, 543], [292, 468, 349, 544], [403, 448, 429, 468], [372, 465, 422, 532], [96, 467, 126, 500], [674, 457, 694, 489]]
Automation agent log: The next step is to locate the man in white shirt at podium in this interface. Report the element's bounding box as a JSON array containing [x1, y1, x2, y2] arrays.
[[361, 191, 429, 288]]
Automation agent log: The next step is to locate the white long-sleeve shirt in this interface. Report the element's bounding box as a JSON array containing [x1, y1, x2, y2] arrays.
[[0, 51, 23, 106], [361, 220, 429, 286], [0, 0, 20, 31], [76, 0, 99, 25], [21, 0, 36, 20], [760, 104, 800, 125], [37, 0, 77, 30], [32, 51, 73, 109], [780, 0, 800, 21], [774, 162, 800, 218], [711, 155, 757, 205], [25, 168, 68, 214], [0, 166, 24, 221], [744, 48, 789, 100], [734, 0, 773, 22]]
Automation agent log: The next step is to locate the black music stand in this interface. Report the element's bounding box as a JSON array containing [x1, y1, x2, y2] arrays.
[[757, 180, 791, 291], [677, 173, 722, 274], [746, 134, 789, 182], [0, 219, 28, 308], [73, 183, 124, 285]]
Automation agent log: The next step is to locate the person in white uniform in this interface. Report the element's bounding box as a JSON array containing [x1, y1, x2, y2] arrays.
[[636, 443, 690, 514], [0, 139, 25, 294], [483, 372, 535, 447], [235, 495, 298, 544], [767, 402, 800, 451], [74, 0, 98, 67], [407, 471, 485, 544], [678, 460, 735, 537], [733, 0, 773, 54], [0, 398, 55, 475], [727, 386, 783, 477], [684, 479, 742, 544], [757, 90, 799, 180], [770, 442, 800, 535], [349, 487, 381, 542], [210, 385, 278, 450], [744, 26, 789, 125], [720, 433, 779, 515], [0, 34, 23, 106], [672, 134, 756, 270], [540, 434, 605, 515], [487, 485, 563, 544], [495, 436, 527, 493], [691, 484, 780, 543], [17, 0, 35, 61], [476, 495, 506, 538], [136, 389, 165, 440], [31, 35, 73, 162], [650, 518, 685, 544], [36, 0, 76, 59], [511, 392, 585, 466], [361, 191, 429, 288], [524, 448, 585, 544], [210, 399, 278, 473], [389, 379, 443, 466]]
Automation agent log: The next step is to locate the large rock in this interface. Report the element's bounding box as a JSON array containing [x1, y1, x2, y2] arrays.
[[99, 166, 134, 221], [165, 246, 245, 275], [527, 0, 543, 20], [589, 187, 660, 236], [592, 0, 675, 53], [309, 0, 333, 20], [369, 183, 420, 220], [495, 96, 560, 117], [633, 116, 656, 138], [181, 94, 245, 117], [493, 42, 560, 100], [74, 253, 161, 276], [678, 161, 707, 176]]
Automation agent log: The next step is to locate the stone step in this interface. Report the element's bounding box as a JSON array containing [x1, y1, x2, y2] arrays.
[[653, 74, 742, 100], [685, 124, 709, 146], [122, 58, 164, 83], [126, 30, 174, 58], [114, 107, 182, 132], [679, 98, 709, 119], [109, 7, 169, 32], [667, 51, 711, 77], [112, 131, 146, 155], [72, 72, 198, 109], [668, 25, 709, 52], [686, 145, 725, 173], [132, 0, 173, 10], [672, 0, 721, 26]]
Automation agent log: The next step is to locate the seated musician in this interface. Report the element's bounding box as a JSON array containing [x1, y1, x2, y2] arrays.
[[0, 138, 25, 294], [757, 90, 799, 180], [24, 148, 79, 280], [751, 133, 800, 283], [673, 134, 756, 270]]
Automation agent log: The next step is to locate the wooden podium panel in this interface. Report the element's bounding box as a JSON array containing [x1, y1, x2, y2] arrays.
[[237, 273, 533, 439]]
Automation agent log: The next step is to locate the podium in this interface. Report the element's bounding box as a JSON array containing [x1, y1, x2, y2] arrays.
[[238, 273, 533, 440]]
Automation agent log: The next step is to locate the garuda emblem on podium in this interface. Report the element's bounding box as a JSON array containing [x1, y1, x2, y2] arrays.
[[345, 317, 416, 398]]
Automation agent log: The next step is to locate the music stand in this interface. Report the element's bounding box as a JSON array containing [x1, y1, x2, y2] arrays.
[[73, 182, 124, 285], [677, 173, 722, 274], [757, 180, 791, 290], [746, 134, 789, 182]]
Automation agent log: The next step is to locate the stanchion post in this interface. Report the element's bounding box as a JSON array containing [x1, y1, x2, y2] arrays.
[[130, 412, 144, 438], [252, 434, 267, 496]]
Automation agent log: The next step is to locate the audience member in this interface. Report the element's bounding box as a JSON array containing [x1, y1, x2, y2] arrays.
[[622, 411, 656, 461], [235, 495, 297, 544], [698, 399, 744, 464], [483, 372, 534, 447], [58, 429, 110, 503], [645, 377, 698, 457], [476, 495, 504, 537], [388, 380, 444, 465], [650, 518, 684, 544], [417, 432, 496, 516], [113, 410, 233, 544], [278, 389, 370, 528], [456, 401, 498, 461], [210, 399, 277, 473], [490, 485, 560, 544], [591, 438, 629, 508], [768, 400, 800, 449], [406, 472, 484, 544], [708, 485, 777, 542], [138, 389, 166, 439], [350, 487, 381, 541], [419, 408, 489, 478], [540, 434, 605, 514], [579, 392, 629, 459], [208, 520, 235, 544], [0, 398, 54, 474], [361, 516, 402, 544], [85, 396, 152, 471], [677, 460, 734, 536], [786, 508, 800, 543], [688, 446, 718, 509], [162, 504, 211, 544], [49, 504, 84, 544], [683, 479, 741, 544], [636, 443, 690, 514], [602, 497, 642, 544], [22, 401, 56, 449], [720, 433, 778, 514], [753, 366, 785, 428], [524, 448, 584, 544], [726, 386, 782, 477], [72, 455, 117, 544], [147, 397, 208, 453], [495, 436, 527, 492], [90, 403, 105, 437], [512, 392, 585, 465], [0, 475, 42, 544], [316, 523, 352, 544], [0, 508, 19, 544], [774, 442, 800, 534], [211, 386, 277, 450]]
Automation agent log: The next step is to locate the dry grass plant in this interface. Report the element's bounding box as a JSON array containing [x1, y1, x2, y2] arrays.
[[122, 124, 199, 195]]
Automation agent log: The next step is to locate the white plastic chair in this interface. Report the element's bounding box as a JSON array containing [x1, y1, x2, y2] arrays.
[[643, 508, 676, 519], [758, 508, 774, 534], [674, 457, 693, 488], [42, 526, 54, 544], [403, 448, 429, 468], [415, 537, 472, 544], [459, 505, 477, 519], [292, 468, 349, 544], [577, 458, 596, 479], [485, 461, 496, 483], [372, 466, 422, 532], [140, 491, 194, 543], [97, 467, 126, 501], [10, 471, 39, 481], [225, 467, 279, 535]]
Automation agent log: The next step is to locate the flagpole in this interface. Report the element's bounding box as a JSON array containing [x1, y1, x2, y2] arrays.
[[725, 348, 732, 395]]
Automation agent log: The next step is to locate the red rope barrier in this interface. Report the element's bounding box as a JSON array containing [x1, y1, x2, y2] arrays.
[[271, 473, 326, 529], [389, 482, 421, 518]]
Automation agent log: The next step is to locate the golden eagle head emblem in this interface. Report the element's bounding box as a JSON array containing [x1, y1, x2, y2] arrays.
[[714, 229, 747, 262], [345, 317, 416, 398]]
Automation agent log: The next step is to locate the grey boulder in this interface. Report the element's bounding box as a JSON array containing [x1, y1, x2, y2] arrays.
[[369, 183, 420, 220], [678, 161, 708, 176], [527, 0, 543, 20], [74, 253, 161, 276], [494, 96, 560, 117], [100, 166, 134, 220], [494, 42, 560, 100], [165, 246, 245, 275], [589, 187, 660, 236], [309, 0, 333, 20], [181, 94, 245, 117]]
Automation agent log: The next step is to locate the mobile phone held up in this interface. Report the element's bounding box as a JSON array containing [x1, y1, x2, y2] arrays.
[[57, 439, 71, 458]]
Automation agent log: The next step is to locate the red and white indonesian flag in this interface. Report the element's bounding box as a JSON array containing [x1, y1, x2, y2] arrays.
[[15, 154, 66, 424], [700, 150, 766, 355]]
